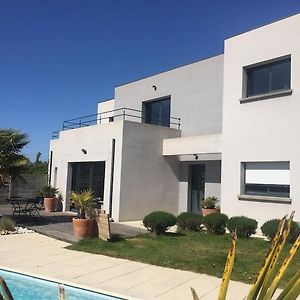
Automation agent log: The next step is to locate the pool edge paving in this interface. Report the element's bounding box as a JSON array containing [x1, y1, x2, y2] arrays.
[[0, 233, 252, 300]]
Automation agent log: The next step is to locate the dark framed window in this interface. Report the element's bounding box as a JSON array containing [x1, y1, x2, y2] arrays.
[[71, 161, 105, 200], [246, 57, 291, 97], [245, 183, 290, 198], [143, 97, 171, 127], [242, 162, 290, 198]]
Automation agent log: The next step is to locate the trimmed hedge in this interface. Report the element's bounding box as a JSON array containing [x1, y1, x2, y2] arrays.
[[143, 211, 177, 235], [227, 216, 258, 238], [203, 213, 228, 235], [261, 219, 300, 243], [177, 212, 203, 231]]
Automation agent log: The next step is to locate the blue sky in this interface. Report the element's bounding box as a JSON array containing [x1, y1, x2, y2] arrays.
[[1, 0, 299, 161]]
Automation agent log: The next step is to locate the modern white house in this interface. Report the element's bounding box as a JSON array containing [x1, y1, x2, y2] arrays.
[[49, 13, 300, 225]]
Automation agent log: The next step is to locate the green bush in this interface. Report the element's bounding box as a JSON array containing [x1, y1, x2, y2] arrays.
[[177, 212, 203, 231], [143, 211, 177, 235], [227, 216, 258, 238], [261, 219, 300, 243], [203, 213, 228, 235], [0, 216, 16, 232]]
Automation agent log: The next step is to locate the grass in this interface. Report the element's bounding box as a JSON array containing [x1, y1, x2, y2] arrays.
[[67, 231, 299, 287]]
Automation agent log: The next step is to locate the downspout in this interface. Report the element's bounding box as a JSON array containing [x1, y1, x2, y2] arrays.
[[109, 139, 116, 220], [48, 151, 53, 186]]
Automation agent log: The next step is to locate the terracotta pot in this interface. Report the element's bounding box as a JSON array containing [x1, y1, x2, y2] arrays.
[[72, 218, 95, 240], [202, 208, 219, 216], [44, 197, 57, 212]]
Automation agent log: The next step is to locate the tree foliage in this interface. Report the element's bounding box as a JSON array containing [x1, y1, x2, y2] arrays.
[[0, 129, 29, 187], [27, 152, 48, 174]]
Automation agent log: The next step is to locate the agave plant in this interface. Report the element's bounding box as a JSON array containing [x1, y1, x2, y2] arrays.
[[192, 212, 300, 300], [0, 277, 13, 300], [71, 189, 94, 219]]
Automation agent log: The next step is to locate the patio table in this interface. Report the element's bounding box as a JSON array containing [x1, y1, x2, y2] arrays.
[[6, 197, 41, 219]]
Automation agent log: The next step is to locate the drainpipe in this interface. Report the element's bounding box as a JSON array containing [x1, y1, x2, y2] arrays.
[[109, 139, 116, 220], [48, 151, 53, 186]]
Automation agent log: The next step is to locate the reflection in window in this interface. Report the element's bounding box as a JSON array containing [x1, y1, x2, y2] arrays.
[[246, 58, 291, 97]]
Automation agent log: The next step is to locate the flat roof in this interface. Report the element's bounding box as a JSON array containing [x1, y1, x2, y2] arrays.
[[225, 12, 300, 40]]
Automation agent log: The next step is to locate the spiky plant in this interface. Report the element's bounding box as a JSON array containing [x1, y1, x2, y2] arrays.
[[0, 129, 29, 187], [192, 212, 300, 300], [71, 189, 94, 219]]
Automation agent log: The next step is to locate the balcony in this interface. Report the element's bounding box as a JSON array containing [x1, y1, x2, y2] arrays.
[[52, 107, 181, 139]]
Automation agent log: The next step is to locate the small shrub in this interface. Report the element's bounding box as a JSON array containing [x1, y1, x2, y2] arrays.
[[143, 211, 176, 235], [0, 216, 16, 232], [203, 213, 228, 235], [177, 212, 203, 231], [227, 216, 258, 238], [261, 219, 300, 243]]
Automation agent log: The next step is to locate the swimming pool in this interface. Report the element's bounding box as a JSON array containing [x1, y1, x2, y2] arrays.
[[0, 269, 126, 300]]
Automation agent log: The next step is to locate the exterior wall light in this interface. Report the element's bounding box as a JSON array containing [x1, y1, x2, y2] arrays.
[[194, 154, 199, 160], [81, 149, 87, 154], [152, 85, 157, 91]]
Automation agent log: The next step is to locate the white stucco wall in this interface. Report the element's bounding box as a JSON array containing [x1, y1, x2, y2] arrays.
[[114, 55, 224, 137], [49, 121, 124, 221], [97, 99, 115, 124], [221, 14, 300, 225], [118, 121, 181, 221]]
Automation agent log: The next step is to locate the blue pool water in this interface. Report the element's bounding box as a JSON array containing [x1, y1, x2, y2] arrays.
[[0, 269, 125, 300]]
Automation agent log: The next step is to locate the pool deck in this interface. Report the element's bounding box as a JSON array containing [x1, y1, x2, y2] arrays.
[[0, 233, 252, 300]]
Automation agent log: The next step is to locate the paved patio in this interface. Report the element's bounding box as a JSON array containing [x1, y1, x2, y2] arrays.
[[0, 202, 146, 242], [0, 233, 252, 300]]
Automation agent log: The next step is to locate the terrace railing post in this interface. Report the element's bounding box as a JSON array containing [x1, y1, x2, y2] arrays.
[[123, 109, 125, 121], [178, 118, 181, 130]]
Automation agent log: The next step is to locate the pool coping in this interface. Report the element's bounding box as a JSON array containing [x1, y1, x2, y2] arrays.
[[0, 266, 141, 300]]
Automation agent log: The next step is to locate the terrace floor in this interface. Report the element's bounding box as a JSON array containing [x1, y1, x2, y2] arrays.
[[0, 202, 146, 242], [0, 233, 252, 300]]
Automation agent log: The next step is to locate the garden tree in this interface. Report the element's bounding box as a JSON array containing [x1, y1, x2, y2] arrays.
[[0, 129, 29, 187], [27, 152, 48, 174]]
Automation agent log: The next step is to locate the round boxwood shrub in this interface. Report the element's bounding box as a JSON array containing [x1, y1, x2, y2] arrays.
[[143, 211, 177, 235], [261, 219, 300, 243], [177, 212, 203, 231], [203, 213, 228, 235], [227, 216, 258, 238]]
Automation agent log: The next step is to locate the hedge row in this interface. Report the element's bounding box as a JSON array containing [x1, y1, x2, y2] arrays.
[[143, 211, 299, 242]]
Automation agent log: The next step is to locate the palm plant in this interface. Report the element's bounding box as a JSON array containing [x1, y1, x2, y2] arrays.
[[0, 129, 29, 187], [71, 189, 94, 219]]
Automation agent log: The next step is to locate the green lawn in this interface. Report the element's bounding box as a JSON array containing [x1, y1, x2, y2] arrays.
[[67, 231, 299, 287]]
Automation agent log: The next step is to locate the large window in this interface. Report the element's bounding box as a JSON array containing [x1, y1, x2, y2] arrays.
[[246, 57, 291, 97], [243, 162, 290, 198], [71, 162, 105, 200], [144, 97, 171, 127]]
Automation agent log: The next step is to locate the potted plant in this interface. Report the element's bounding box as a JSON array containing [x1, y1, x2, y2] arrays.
[[201, 196, 219, 216], [39, 185, 59, 212], [71, 189, 95, 240]]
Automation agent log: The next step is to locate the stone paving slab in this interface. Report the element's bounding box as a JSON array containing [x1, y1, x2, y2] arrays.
[[0, 233, 255, 300]]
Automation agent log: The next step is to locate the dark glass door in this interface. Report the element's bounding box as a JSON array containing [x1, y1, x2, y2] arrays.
[[71, 162, 105, 200], [144, 97, 170, 127], [189, 164, 205, 214]]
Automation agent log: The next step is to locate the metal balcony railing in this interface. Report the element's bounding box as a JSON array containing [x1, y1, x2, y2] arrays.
[[52, 107, 180, 139]]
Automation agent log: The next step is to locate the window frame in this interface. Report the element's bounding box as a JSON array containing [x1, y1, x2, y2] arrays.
[[241, 55, 292, 102], [142, 96, 171, 127], [239, 161, 291, 203]]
